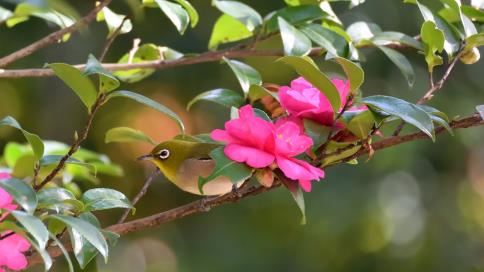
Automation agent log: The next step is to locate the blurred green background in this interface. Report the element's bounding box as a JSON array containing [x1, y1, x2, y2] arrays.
[[1, 0, 484, 271]]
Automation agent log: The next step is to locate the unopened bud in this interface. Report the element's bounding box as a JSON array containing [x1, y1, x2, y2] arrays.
[[460, 47, 481, 65]]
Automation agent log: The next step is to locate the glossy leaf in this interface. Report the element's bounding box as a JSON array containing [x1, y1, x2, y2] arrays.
[[49, 232, 74, 272], [38, 187, 84, 213], [154, 0, 189, 34], [343, 110, 375, 139], [84, 54, 120, 93], [0, 116, 44, 160], [333, 57, 364, 93], [50, 214, 109, 263], [114, 44, 183, 83], [278, 172, 306, 225], [266, 5, 328, 33], [213, 0, 262, 31], [321, 141, 361, 167], [223, 57, 262, 95], [362, 95, 435, 139], [477, 105, 484, 120], [278, 17, 312, 56], [248, 85, 279, 103], [81, 188, 133, 212], [278, 56, 341, 111], [10, 210, 49, 249], [0, 178, 37, 214], [108, 90, 185, 133], [440, 0, 477, 38], [371, 31, 423, 50], [299, 24, 348, 57], [105, 127, 156, 145], [376, 46, 415, 88], [198, 147, 253, 194], [285, 0, 320, 5], [346, 21, 381, 44], [418, 105, 453, 135], [303, 119, 332, 151], [187, 89, 245, 110], [421, 21, 445, 72], [40, 155, 96, 174], [96, 5, 132, 38], [0, 6, 13, 21], [208, 14, 252, 49], [465, 33, 484, 50], [174, 0, 199, 27], [48, 63, 98, 108], [26, 235, 53, 271]]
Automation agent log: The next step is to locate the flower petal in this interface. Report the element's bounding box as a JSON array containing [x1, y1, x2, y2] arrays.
[[276, 157, 321, 181], [225, 144, 275, 168], [299, 180, 312, 192], [290, 76, 313, 91]]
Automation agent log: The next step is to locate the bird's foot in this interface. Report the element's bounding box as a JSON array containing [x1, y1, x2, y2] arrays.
[[199, 197, 211, 212], [232, 184, 242, 198]]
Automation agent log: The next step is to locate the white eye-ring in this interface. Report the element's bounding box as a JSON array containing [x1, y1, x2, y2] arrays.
[[157, 149, 170, 160]]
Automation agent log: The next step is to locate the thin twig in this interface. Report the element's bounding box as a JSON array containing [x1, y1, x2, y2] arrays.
[[392, 49, 465, 136], [0, 42, 417, 79], [0, 0, 112, 68], [118, 169, 160, 224], [34, 94, 106, 190], [99, 16, 129, 62], [28, 113, 484, 266]]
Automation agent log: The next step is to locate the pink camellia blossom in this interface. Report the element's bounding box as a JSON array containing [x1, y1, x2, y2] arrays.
[[279, 76, 351, 126], [211, 105, 324, 192], [0, 172, 31, 272]]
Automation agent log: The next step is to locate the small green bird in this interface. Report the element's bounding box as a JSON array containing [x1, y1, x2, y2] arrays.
[[138, 139, 238, 196]]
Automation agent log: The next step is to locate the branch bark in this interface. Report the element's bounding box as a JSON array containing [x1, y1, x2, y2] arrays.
[[0, 0, 112, 68], [28, 113, 483, 266], [0, 42, 414, 79]]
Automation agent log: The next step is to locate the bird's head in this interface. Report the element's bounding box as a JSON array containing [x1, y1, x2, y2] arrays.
[[137, 140, 184, 181]]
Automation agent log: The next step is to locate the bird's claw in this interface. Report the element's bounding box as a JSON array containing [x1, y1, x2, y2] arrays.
[[232, 184, 242, 198], [199, 197, 211, 212]]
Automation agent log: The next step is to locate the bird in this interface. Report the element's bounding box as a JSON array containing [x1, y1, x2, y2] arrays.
[[137, 138, 240, 196]]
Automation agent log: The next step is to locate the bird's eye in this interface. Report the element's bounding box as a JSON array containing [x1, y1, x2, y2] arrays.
[[157, 149, 170, 160]]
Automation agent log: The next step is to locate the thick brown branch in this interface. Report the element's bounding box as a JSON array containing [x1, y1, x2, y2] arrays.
[[0, 0, 112, 68], [34, 94, 106, 190], [0, 42, 414, 79], [28, 113, 483, 266]]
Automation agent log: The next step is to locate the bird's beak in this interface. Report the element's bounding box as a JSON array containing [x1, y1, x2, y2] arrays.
[[137, 154, 154, 161]]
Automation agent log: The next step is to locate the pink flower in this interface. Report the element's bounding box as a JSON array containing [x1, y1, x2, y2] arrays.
[[212, 105, 324, 192], [0, 172, 30, 272], [279, 77, 350, 126], [0, 232, 30, 271]]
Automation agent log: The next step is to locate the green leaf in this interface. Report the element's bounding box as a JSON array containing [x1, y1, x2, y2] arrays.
[[376, 45, 415, 88], [299, 24, 348, 57], [417, 105, 453, 135], [285, 0, 320, 6], [84, 54, 120, 93], [465, 33, 484, 50], [208, 14, 253, 50], [223, 57, 262, 96], [371, 31, 423, 50], [248, 85, 279, 103], [253, 108, 272, 121], [47, 63, 98, 108], [49, 232, 74, 272], [153, 0, 189, 34], [4, 142, 31, 168], [108, 90, 185, 133], [303, 119, 332, 151], [187, 89, 245, 110], [362, 95, 435, 139], [0, 178, 37, 214], [342, 110, 375, 139], [277, 56, 341, 111], [114, 44, 183, 83], [0, 6, 13, 21], [198, 147, 253, 194], [105, 127, 156, 145], [96, 5, 132, 38], [10, 210, 49, 249], [333, 57, 364, 93], [278, 17, 312, 56], [213, 0, 262, 31], [321, 141, 361, 167], [174, 0, 199, 27], [50, 214, 109, 263], [421, 21, 445, 72], [40, 155, 97, 174], [266, 5, 328, 33], [411, 0, 460, 57], [38, 187, 84, 213], [477, 105, 484, 120], [26, 235, 53, 271], [462, 5, 484, 22], [278, 172, 306, 225], [441, 0, 477, 38], [0, 116, 44, 160], [81, 188, 133, 212], [346, 21, 382, 44]]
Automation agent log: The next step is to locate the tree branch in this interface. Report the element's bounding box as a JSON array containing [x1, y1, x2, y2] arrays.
[[0, 42, 414, 79], [28, 113, 483, 266], [34, 94, 106, 190], [0, 0, 112, 68]]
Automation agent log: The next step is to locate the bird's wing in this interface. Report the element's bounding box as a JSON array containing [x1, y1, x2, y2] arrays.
[[176, 158, 241, 195]]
